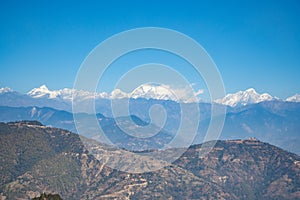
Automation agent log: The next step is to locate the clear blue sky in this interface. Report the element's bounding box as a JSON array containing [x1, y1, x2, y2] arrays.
[[0, 0, 299, 99]]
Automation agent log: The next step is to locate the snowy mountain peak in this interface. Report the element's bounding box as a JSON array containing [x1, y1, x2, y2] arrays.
[[0, 87, 13, 93], [3, 85, 299, 105], [110, 89, 129, 99], [25, 83, 203, 103], [245, 88, 257, 93], [130, 84, 176, 100], [39, 84, 49, 90], [27, 85, 59, 99], [214, 88, 275, 107], [286, 94, 300, 102]]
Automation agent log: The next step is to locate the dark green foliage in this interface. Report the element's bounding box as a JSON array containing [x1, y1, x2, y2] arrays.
[[32, 193, 62, 200], [0, 122, 84, 199], [7, 120, 44, 126]]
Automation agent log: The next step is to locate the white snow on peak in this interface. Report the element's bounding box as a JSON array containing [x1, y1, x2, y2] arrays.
[[129, 83, 204, 102], [286, 94, 300, 102], [27, 85, 59, 99], [245, 88, 256, 93], [130, 84, 177, 100], [39, 84, 48, 90], [8, 85, 300, 105], [0, 87, 13, 93], [214, 88, 275, 107], [110, 89, 129, 99], [28, 85, 101, 101], [26, 84, 204, 103]]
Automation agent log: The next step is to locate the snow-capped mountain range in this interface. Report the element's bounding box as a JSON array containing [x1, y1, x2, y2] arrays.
[[27, 84, 109, 102], [0, 87, 13, 93], [214, 88, 278, 107], [0, 85, 299, 107], [26, 84, 203, 103], [286, 94, 300, 103]]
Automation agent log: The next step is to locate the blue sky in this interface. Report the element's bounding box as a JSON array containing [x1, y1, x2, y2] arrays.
[[0, 0, 299, 99]]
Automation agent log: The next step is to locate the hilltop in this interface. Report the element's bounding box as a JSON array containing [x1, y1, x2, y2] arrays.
[[0, 121, 299, 199]]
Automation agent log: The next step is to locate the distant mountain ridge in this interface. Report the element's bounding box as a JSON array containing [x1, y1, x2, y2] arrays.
[[0, 85, 299, 154], [26, 84, 203, 103], [1, 85, 299, 107], [0, 106, 175, 152], [0, 101, 299, 155]]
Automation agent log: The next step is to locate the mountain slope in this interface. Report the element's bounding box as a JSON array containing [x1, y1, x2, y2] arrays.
[[175, 139, 300, 199], [0, 101, 299, 155], [0, 88, 70, 111], [195, 101, 300, 154], [0, 121, 85, 199], [0, 122, 299, 199], [0, 107, 173, 151]]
